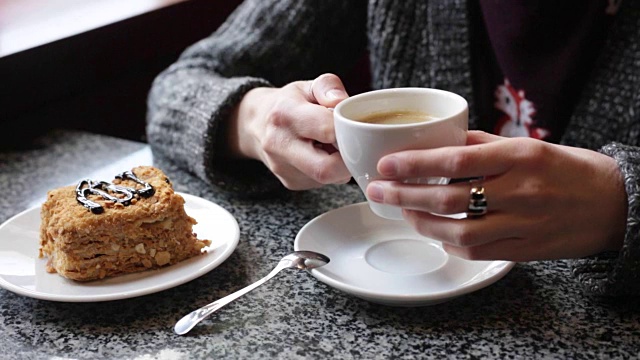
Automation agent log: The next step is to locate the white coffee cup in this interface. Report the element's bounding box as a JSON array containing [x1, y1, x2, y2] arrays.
[[334, 87, 468, 220]]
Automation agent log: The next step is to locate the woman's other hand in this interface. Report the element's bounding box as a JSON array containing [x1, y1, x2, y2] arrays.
[[226, 73, 352, 190], [365, 131, 628, 261]]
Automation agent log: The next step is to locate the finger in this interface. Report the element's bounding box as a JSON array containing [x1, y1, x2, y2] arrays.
[[272, 166, 321, 190], [466, 130, 504, 145], [443, 232, 570, 261], [269, 152, 349, 191], [378, 139, 519, 179], [275, 101, 337, 144], [402, 210, 526, 248], [307, 73, 349, 108], [314, 141, 339, 154], [286, 140, 352, 185], [442, 238, 528, 261], [263, 152, 322, 191], [367, 179, 505, 215]]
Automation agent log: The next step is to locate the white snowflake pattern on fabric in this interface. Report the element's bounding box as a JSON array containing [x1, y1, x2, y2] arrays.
[[493, 79, 549, 139]]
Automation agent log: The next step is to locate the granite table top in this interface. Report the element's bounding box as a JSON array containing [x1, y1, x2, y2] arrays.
[[0, 130, 639, 359]]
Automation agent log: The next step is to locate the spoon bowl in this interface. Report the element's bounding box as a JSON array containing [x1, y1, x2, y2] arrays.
[[174, 250, 329, 335]]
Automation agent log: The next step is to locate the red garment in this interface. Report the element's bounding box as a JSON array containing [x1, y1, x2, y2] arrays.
[[472, 0, 619, 142]]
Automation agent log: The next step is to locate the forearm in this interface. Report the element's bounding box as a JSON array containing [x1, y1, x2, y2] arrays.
[[146, 0, 366, 195], [147, 65, 284, 190]]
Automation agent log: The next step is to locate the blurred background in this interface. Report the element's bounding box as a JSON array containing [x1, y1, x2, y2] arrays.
[[0, 0, 241, 149], [0, 0, 371, 151]]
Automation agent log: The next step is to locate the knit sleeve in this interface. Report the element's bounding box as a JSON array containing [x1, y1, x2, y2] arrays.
[[570, 143, 640, 296], [146, 0, 367, 196]]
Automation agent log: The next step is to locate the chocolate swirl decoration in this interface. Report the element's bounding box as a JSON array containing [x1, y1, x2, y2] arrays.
[[75, 170, 155, 214]]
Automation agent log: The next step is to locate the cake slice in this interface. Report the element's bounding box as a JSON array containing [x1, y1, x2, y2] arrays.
[[39, 166, 211, 281]]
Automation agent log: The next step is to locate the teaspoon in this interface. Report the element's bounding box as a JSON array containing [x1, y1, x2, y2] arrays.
[[174, 250, 330, 335]]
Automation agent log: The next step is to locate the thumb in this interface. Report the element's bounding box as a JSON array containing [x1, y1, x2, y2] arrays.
[[309, 73, 349, 108]]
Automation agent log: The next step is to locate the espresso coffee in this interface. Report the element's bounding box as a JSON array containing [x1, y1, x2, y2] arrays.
[[356, 110, 437, 125]]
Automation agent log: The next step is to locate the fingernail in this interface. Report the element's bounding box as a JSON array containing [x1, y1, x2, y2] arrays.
[[326, 89, 347, 100], [367, 183, 384, 202], [378, 156, 398, 176]]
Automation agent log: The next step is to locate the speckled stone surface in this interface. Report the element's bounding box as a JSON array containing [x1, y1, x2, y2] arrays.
[[1, 130, 639, 359]]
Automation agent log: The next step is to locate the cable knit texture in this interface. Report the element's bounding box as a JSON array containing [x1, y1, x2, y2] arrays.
[[147, 0, 640, 296]]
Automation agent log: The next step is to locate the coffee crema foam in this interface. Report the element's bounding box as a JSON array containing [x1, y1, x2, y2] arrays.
[[355, 110, 438, 125]]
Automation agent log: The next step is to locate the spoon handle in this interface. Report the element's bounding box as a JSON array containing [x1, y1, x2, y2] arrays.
[[174, 261, 289, 335]]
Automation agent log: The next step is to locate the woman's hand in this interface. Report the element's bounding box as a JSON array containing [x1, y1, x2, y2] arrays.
[[365, 131, 628, 261], [226, 73, 352, 190]]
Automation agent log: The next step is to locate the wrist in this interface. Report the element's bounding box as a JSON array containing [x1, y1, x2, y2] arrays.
[[226, 87, 274, 160], [601, 154, 627, 252]]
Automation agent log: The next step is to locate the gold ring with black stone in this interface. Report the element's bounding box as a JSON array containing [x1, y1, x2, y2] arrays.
[[467, 181, 487, 218]]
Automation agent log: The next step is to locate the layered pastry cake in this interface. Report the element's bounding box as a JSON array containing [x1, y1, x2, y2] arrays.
[[39, 166, 211, 281]]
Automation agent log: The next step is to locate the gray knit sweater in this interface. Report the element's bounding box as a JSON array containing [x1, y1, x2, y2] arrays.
[[147, 0, 640, 296]]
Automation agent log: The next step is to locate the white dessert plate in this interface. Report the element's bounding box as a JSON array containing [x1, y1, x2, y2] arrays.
[[0, 193, 239, 302], [294, 202, 514, 306]]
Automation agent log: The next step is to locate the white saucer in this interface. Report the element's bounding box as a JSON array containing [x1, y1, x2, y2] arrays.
[[0, 193, 239, 302], [294, 202, 514, 306]]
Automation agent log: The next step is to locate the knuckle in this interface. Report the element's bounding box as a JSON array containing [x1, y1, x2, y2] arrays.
[[311, 157, 347, 184], [451, 226, 475, 247], [414, 226, 431, 239], [321, 124, 336, 143], [260, 132, 281, 155], [386, 187, 402, 205], [448, 151, 472, 174], [515, 138, 549, 164], [311, 162, 333, 184], [434, 190, 459, 214], [401, 153, 422, 177], [312, 121, 335, 144], [314, 73, 340, 85], [411, 219, 432, 238], [405, 212, 439, 239], [265, 104, 288, 128], [287, 81, 307, 93]]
